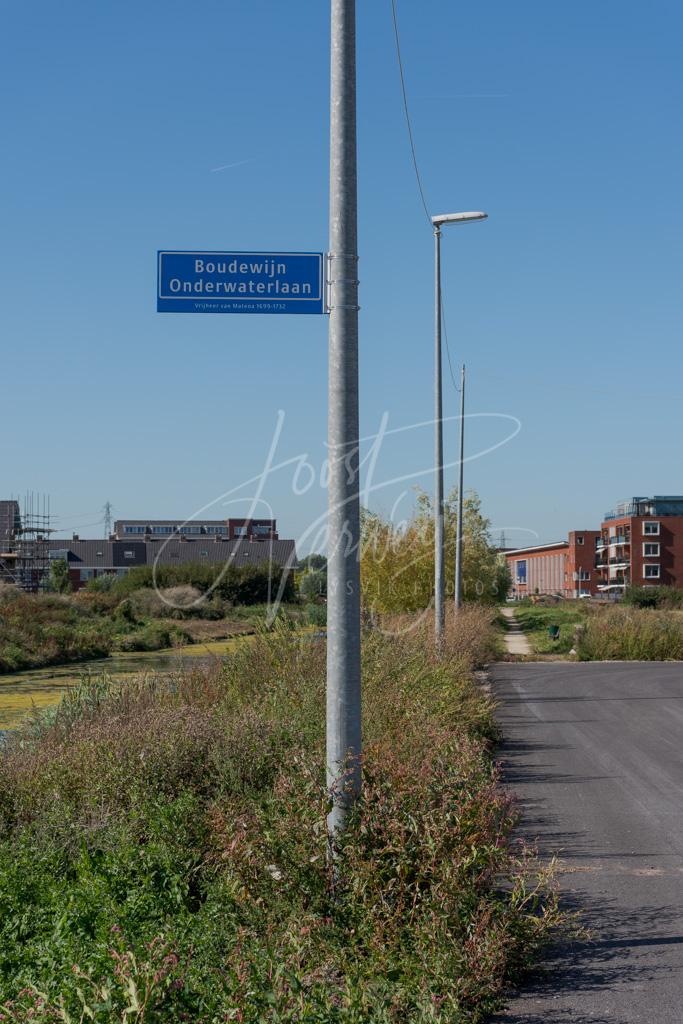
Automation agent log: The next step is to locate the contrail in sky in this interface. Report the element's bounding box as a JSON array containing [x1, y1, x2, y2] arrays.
[[210, 158, 255, 173], [424, 93, 508, 100]]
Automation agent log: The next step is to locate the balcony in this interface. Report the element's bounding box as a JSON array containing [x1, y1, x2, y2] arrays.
[[604, 507, 637, 522], [609, 556, 630, 567], [608, 535, 630, 547]]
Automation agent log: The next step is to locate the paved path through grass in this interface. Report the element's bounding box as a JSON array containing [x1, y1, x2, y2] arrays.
[[500, 607, 532, 656]]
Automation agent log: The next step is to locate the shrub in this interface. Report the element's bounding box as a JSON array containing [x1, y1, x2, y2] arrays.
[[577, 606, 683, 660], [85, 573, 118, 593], [112, 563, 295, 606], [43, 622, 112, 662], [376, 605, 499, 673], [0, 585, 19, 605], [114, 597, 137, 625], [124, 587, 166, 620], [622, 585, 683, 610], [0, 594, 113, 673], [299, 568, 327, 601], [0, 643, 28, 673], [305, 602, 327, 626], [112, 621, 190, 652], [72, 589, 119, 615]]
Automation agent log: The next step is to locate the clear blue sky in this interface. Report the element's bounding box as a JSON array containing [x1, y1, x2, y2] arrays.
[[2, 0, 682, 549]]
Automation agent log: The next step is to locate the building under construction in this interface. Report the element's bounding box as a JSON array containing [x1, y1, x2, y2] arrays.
[[0, 495, 53, 592]]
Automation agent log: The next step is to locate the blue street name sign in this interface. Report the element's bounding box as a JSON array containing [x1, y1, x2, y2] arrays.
[[157, 251, 325, 315]]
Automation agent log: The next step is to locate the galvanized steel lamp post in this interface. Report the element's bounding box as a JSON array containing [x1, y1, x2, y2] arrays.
[[454, 362, 466, 611], [431, 212, 487, 642], [327, 0, 362, 844]]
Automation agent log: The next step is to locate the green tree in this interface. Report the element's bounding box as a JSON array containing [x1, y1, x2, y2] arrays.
[[298, 553, 327, 572], [48, 558, 72, 594], [361, 489, 509, 614], [299, 568, 327, 601], [85, 572, 117, 593]]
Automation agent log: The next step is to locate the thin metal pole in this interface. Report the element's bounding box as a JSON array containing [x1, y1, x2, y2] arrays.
[[327, 0, 361, 842], [455, 363, 465, 610], [434, 226, 445, 643]]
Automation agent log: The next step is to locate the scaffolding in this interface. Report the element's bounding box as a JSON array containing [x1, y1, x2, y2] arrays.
[[10, 493, 53, 592], [0, 499, 21, 585]]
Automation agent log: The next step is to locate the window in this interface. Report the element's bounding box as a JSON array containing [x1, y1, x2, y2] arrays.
[[515, 559, 527, 584], [644, 564, 660, 579], [643, 542, 660, 557], [152, 526, 174, 535], [234, 526, 247, 537], [253, 524, 271, 536], [179, 526, 202, 535], [576, 536, 584, 545], [124, 526, 146, 535], [123, 550, 135, 559], [643, 521, 660, 536]]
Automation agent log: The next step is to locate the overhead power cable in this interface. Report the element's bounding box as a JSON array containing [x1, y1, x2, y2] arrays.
[[390, 0, 431, 226], [390, 0, 459, 390]]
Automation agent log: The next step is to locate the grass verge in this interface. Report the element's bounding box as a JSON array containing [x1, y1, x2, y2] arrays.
[[508, 602, 683, 661], [508, 605, 587, 655], [576, 606, 683, 660], [0, 606, 564, 1022]]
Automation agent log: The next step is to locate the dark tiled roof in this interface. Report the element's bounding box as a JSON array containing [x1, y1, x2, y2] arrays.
[[148, 539, 296, 567], [49, 538, 297, 568], [49, 541, 116, 565]]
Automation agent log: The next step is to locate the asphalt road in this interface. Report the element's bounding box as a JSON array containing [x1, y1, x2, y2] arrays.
[[489, 661, 683, 1024]]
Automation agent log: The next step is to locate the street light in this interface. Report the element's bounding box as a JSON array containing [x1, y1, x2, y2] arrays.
[[432, 211, 487, 644], [432, 212, 488, 227]]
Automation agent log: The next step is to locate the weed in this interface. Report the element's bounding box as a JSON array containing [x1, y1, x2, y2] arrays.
[[0, 614, 565, 1021], [576, 606, 683, 660]]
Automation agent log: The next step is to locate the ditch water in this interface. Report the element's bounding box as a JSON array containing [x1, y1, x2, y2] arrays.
[[0, 637, 247, 735]]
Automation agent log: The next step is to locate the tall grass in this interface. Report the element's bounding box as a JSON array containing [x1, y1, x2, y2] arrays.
[[0, 607, 563, 1022], [576, 606, 683, 661]]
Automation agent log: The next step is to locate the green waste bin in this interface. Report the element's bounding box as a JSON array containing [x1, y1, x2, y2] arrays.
[[548, 625, 560, 641]]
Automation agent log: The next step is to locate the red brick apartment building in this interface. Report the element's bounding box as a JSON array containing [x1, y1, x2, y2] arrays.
[[506, 531, 601, 599], [506, 496, 683, 599], [596, 496, 683, 593]]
